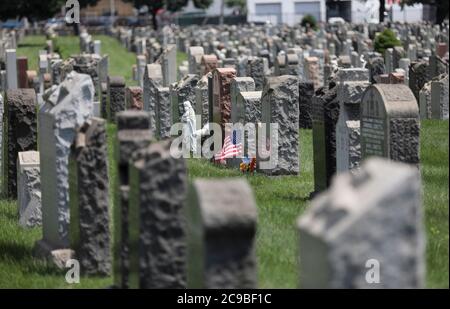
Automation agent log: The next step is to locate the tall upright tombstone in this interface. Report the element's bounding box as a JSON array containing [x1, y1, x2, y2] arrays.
[[17, 56, 28, 88], [187, 179, 258, 288], [107, 76, 126, 122], [113, 111, 153, 289], [409, 61, 428, 102], [6, 49, 18, 90], [430, 74, 449, 120], [195, 73, 210, 128], [312, 82, 339, 193], [36, 72, 94, 254], [128, 140, 187, 288], [143, 63, 163, 130], [3, 89, 38, 198], [162, 44, 177, 87], [361, 84, 420, 166], [153, 87, 171, 140], [259, 75, 299, 175], [125, 86, 143, 111], [298, 158, 424, 288], [299, 81, 315, 129], [212, 68, 237, 140], [188, 46, 204, 75], [246, 57, 265, 91], [69, 117, 111, 276], [335, 68, 370, 173]]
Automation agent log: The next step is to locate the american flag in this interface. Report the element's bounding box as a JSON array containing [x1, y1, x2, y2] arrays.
[[214, 132, 243, 161]]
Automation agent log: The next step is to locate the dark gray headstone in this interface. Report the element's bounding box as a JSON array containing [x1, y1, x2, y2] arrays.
[[3, 89, 37, 198], [69, 117, 111, 276], [107, 76, 126, 122], [128, 140, 187, 288], [187, 179, 257, 288], [113, 111, 153, 289]]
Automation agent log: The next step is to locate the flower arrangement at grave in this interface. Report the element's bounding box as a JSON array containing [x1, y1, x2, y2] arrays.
[[240, 157, 256, 175]]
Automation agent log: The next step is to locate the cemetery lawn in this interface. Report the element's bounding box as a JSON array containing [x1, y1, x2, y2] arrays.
[[0, 36, 447, 288]]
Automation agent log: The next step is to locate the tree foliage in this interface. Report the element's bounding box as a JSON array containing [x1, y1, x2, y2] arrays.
[[374, 29, 402, 54], [225, 0, 246, 11], [0, 0, 100, 21], [301, 15, 318, 30]]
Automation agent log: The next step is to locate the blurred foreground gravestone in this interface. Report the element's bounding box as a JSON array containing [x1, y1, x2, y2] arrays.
[[128, 140, 187, 288], [69, 117, 111, 276], [113, 111, 153, 289], [298, 158, 424, 288], [187, 179, 257, 288]]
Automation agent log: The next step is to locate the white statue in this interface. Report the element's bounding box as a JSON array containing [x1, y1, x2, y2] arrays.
[[181, 100, 210, 154], [181, 101, 197, 153]]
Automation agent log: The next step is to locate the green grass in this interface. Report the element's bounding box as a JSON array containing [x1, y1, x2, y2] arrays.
[[1, 35, 447, 289], [16, 35, 47, 71]]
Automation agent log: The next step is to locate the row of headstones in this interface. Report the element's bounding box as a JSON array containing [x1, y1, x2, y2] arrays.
[[4, 77, 424, 287]]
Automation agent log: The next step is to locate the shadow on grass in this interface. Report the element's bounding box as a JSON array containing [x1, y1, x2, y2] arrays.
[[18, 43, 44, 48], [0, 240, 62, 276]]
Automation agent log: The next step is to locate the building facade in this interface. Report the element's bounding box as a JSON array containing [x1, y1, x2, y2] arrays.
[[247, 0, 326, 25]]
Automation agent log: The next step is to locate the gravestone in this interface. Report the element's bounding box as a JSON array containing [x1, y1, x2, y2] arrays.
[[212, 68, 237, 139], [246, 57, 265, 91], [129, 140, 187, 288], [69, 117, 111, 276], [188, 46, 204, 75], [298, 158, 424, 288], [234, 91, 262, 159], [336, 69, 370, 173], [195, 74, 210, 128], [430, 74, 449, 120], [230, 77, 255, 122], [126, 86, 143, 111], [107, 76, 126, 122], [259, 75, 299, 175], [36, 71, 94, 252], [3, 89, 38, 198], [143, 63, 163, 130], [113, 111, 153, 289], [187, 179, 257, 288], [170, 74, 199, 124], [299, 81, 315, 129], [155, 87, 171, 139], [361, 84, 420, 166], [409, 61, 429, 101], [6, 49, 18, 90], [136, 55, 146, 88], [201, 54, 218, 75], [162, 44, 177, 87], [17, 151, 41, 228], [305, 57, 320, 90], [366, 57, 385, 84], [17, 56, 28, 88], [312, 82, 339, 193]]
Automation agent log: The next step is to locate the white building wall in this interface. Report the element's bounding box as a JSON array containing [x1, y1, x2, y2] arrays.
[[351, 0, 380, 23], [390, 4, 423, 23], [247, 0, 326, 26], [182, 0, 234, 16]]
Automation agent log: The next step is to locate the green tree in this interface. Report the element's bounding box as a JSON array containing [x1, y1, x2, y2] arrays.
[[301, 15, 318, 31], [225, 0, 246, 13], [401, 0, 449, 24], [0, 0, 99, 35], [374, 28, 402, 54]]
